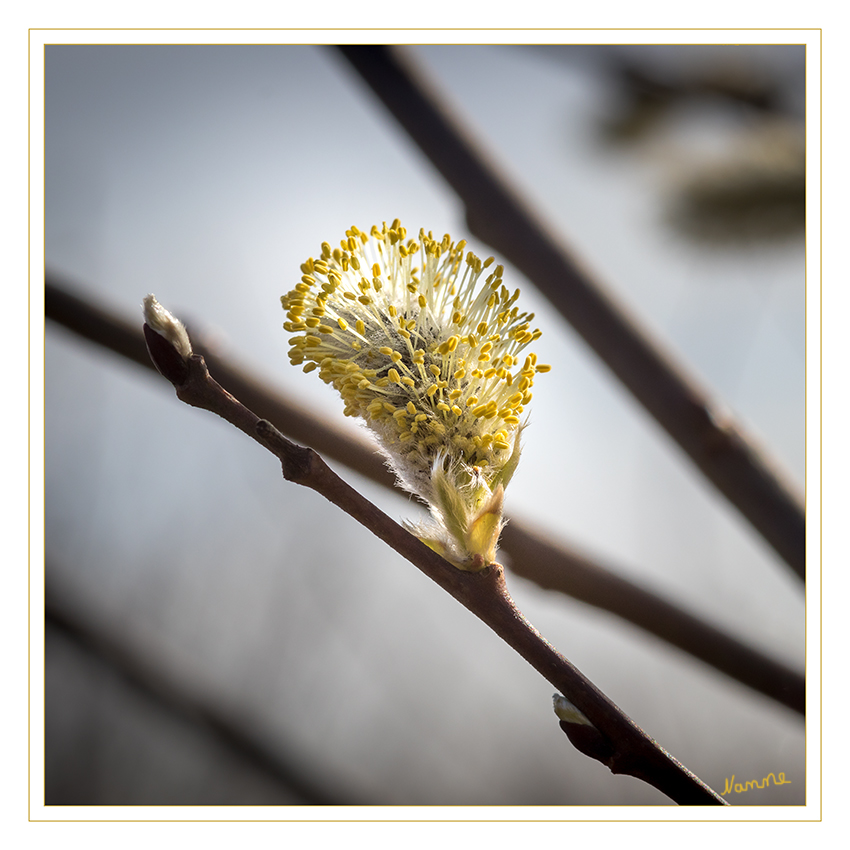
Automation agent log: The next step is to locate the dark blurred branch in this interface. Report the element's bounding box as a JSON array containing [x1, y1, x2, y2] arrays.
[[501, 523, 804, 715], [45, 275, 805, 716], [599, 56, 785, 142], [141, 320, 725, 806], [334, 45, 805, 582], [45, 589, 358, 805]]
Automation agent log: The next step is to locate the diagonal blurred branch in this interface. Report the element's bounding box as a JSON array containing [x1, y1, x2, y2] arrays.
[[45, 274, 804, 716], [334, 45, 805, 582], [500, 523, 804, 715], [45, 584, 363, 805]]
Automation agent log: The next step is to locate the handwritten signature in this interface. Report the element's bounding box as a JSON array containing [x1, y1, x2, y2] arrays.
[[722, 772, 792, 795]]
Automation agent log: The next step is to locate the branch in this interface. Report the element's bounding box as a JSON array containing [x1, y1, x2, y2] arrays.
[[45, 275, 805, 716], [45, 588, 362, 805], [500, 523, 804, 716], [334, 45, 805, 582], [143, 315, 727, 805]]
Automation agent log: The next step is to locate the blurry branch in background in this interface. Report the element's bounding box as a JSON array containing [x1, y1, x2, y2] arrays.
[[335, 45, 805, 582], [45, 276, 805, 717], [597, 55, 786, 143], [668, 120, 805, 244], [594, 53, 805, 244], [139, 305, 726, 806], [46, 584, 359, 805], [501, 523, 804, 716]]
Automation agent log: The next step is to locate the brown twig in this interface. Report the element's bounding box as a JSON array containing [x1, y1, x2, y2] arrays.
[[45, 275, 805, 716], [143, 321, 727, 805], [334, 45, 805, 581]]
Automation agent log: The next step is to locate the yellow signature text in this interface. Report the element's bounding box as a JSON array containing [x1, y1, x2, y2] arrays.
[[722, 772, 792, 795]]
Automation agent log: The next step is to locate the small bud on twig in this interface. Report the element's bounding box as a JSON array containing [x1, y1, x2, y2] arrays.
[[553, 693, 616, 764], [142, 294, 193, 385], [553, 693, 593, 726]]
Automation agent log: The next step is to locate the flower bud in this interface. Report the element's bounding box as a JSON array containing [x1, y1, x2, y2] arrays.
[[282, 222, 549, 569]]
